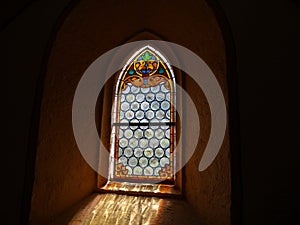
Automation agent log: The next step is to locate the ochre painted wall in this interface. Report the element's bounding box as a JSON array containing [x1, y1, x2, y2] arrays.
[[30, 0, 230, 224]]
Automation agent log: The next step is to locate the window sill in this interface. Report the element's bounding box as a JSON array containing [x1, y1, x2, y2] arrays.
[[97, 181, 182, 198]]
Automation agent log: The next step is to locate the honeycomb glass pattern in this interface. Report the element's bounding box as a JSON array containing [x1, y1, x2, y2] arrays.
[[110, 46, 176, 184]]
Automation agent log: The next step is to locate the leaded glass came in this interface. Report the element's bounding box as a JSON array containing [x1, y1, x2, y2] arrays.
[[109, 46, 176, 184]]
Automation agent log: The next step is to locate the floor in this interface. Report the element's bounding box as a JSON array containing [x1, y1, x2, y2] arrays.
[[52, 193, 201, 225]]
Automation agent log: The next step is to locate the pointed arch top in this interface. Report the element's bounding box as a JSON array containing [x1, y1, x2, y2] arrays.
[[116, 45, 176, 95]]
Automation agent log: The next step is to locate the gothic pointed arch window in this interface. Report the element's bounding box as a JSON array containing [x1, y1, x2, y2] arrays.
[[109, 46, 176, 185]]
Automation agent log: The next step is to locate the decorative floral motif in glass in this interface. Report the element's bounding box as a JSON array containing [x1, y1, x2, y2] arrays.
[[109, 46, 176, 184]]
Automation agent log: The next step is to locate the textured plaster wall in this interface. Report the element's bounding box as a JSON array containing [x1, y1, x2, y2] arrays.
[[30, 0, 231, 224], [183, 59, 230, 225]]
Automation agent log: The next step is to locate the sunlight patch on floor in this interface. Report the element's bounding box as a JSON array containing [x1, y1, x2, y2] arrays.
[[80, 194, 163, 225], [53, 193, 201, 225]]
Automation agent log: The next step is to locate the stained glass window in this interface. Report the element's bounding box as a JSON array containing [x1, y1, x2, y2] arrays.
[[109, 46, 176, 184]]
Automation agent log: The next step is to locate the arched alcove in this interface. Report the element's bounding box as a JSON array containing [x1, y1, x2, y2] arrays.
[[28, 0, 239, 224]]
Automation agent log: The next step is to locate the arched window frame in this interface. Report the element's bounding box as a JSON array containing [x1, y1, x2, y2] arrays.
[[108, 45, 177, 185]]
